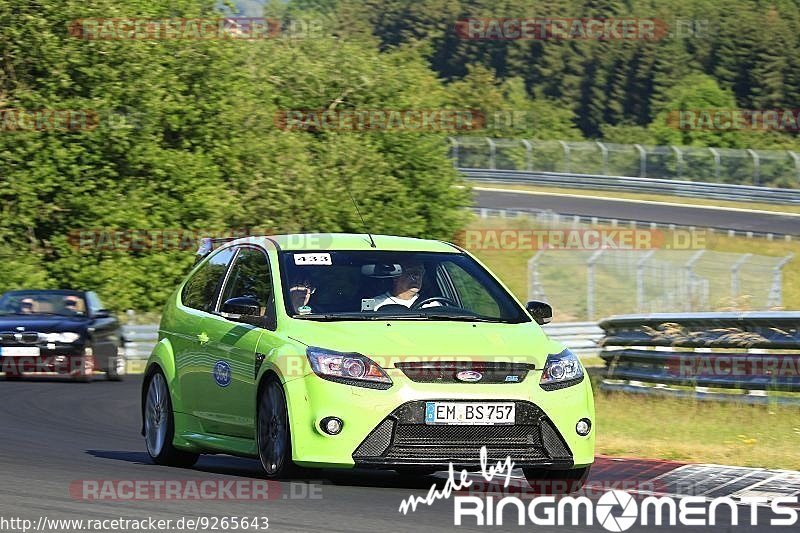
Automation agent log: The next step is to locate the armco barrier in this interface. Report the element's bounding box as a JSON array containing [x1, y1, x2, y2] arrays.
[[599, 312, 800, 403], [460, 168, 800, 205], [121, 321, 602, 374]]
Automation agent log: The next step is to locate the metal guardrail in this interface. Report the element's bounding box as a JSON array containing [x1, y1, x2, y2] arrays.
[[599, 312, 800, 403], [120, 322, 603, 374], [460, 168, 800, 205], [542, 322, 603, 359]]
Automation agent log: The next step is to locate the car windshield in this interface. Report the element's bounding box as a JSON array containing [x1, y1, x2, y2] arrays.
[[279, 250, 529, 323], [0, 291, 87, 317]]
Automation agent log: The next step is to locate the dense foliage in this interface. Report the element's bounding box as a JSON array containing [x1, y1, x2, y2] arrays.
[[2, 0, 799, 311]]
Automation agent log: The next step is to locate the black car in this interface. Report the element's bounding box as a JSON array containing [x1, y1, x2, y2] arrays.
[[0, 289, 125, 381]]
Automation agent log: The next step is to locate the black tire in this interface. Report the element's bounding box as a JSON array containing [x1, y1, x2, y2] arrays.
[[522, 465, 591, 495], [257, 376, 297, 478], [144, 370, 199, 468]]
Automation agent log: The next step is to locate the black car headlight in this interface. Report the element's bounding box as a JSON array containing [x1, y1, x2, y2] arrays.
[[540, 349, 584, 390], [306, 347, 392, 389]]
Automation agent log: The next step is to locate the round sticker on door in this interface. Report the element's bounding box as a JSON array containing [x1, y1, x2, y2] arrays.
[[213, 360, 232, 387]]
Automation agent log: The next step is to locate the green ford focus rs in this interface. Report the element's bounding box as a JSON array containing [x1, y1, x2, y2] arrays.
[[141, 233, 595, 487]]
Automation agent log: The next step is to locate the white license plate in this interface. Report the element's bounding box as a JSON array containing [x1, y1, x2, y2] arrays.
[[424, 402, 516, 425], [0, 346, 40, 357]]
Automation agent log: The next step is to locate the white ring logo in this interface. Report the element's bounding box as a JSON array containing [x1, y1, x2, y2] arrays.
[[596, 490, 638, 532]]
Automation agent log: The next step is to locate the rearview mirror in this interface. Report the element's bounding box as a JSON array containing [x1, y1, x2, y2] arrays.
[[525, 301, 552, 325], [221, 297, 261, 317]]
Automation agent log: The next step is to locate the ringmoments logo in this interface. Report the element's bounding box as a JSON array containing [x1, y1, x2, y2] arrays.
[[397, 448, 799, 529]]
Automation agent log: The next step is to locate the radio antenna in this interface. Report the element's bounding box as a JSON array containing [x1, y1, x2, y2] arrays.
[[345, 186, 376, 248]]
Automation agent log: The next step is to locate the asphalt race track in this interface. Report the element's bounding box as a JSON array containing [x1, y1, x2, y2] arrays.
[[0, 376, 789, 532], [473, 188, 800, 235]]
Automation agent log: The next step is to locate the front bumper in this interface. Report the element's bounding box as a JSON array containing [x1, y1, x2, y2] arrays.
[[283, 368, 595, 470], [352, 400, 574, 469]]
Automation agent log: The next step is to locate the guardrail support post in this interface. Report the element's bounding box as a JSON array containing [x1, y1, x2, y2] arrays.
[[586, 250, 604, 320], [521, 139, 533, 171], [487, 137, 496, 170], [596, 141, 609, 175], [634, 144, 646, 178], [747, 149, 760, 186]]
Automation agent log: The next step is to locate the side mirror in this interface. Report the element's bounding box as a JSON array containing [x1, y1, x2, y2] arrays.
[[221, 297, 261, 317], [525, 301, 552, 325], [93, 309, 111, 319]]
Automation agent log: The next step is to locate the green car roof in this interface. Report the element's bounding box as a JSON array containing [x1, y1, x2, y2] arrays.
[[248, 233, 460, 253]]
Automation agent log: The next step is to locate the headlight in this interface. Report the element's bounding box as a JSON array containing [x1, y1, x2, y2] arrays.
[[540, 348, 584, 390], [43, 332, 81, 343], [306, 347, 392, 389]]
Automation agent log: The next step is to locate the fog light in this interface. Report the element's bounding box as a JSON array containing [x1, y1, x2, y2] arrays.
[[320, 417, 343, 435], [576, 418, 591, 436]]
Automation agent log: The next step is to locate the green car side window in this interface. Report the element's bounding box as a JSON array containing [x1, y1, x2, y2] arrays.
[[219, 247, 273, 315], [182, 247, 236, 312]]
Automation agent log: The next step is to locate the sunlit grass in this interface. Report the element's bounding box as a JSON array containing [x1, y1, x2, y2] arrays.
[[595, 390, 800, 470]]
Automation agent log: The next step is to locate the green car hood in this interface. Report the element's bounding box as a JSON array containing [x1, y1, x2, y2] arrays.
[[285, 319, 562, 369]]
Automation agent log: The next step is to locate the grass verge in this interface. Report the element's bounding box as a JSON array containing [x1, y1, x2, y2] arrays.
[[595, 389, 800, 470]]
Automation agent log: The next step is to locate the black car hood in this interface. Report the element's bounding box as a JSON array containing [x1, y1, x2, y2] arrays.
[[0, 315, 89, 333]]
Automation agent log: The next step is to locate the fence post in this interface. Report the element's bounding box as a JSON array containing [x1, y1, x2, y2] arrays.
[[730, 253, 751, 299], [521, 139, 533, 171], [708, 147, 720, 181], [528, 251, 545, 302], [636, 250, 657, 313], [448, 136, 459, 167], [789, 151, 800, 183], [685, 250, 705, 311], [747, 149, 760, 186], [558, 140, 571, 173], [596, 141, 609, 175], [586, 249, 604, 320], [486, 137, 496, 170], [671, 145, 683, 178], [768, 254, 795, 308], [634, 144, 646, 178]]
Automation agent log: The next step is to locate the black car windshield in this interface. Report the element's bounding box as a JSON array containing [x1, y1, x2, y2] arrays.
[[280, 251, 529, 323], [0, 291, 87, 317]]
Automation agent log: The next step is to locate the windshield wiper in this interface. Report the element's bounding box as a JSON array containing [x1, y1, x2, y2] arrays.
[[293, 313, 373, 321], [420, 313, 505, 323]]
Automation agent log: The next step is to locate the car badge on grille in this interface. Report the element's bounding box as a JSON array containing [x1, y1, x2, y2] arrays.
[[456, 370, 483, 382]]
